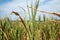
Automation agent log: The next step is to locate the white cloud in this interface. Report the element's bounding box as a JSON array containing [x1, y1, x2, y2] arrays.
[[38, 0, 60, 12], [40, 0, 45, 3], [0, 0, 60, 20], [0, 0, 27, 19], [38, 0, 60, 19], [47, 0, 60, 4]]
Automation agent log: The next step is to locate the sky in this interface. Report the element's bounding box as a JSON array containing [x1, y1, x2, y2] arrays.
[[0, 0, 60, 20]]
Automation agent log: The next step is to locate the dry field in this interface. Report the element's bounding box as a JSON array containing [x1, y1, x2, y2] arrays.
[[0, 0, 60, 40]]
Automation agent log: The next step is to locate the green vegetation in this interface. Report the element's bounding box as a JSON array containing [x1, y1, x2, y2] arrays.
[[0, 16, 60, 40], [0, 0, 60, 40]]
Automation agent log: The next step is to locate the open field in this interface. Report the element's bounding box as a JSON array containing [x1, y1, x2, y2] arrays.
[[0, 17, 60, 40], [0, 0, 60, 40]]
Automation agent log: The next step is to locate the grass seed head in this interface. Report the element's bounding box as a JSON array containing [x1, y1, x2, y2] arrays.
[[51, 12, 60, 17], [11, 11, 19, 16]]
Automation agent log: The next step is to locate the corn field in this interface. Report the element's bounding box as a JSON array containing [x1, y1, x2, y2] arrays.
[[0, 0, 60, 40]]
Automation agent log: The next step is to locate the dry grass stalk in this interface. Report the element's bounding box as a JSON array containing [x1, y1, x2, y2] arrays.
[[19, 16, 26, 27], [50, 12, 60, 17], [11, 11, 31, 38], [11, 11, 19, 16], [40, 11, 60, 17], [11, 11, 26, 29]]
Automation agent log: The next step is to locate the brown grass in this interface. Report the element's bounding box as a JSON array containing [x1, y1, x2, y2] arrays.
[[40, 11, 60, 17], [11, 11, 19, 16]]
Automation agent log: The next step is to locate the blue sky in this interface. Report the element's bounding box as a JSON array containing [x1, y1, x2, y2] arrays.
[[0, 0, 12, 5], [0, 0, 60, 20]]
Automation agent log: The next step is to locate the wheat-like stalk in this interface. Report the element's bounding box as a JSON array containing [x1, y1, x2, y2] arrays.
[[11, 11, 31, 39], [40, 11, 60, 17], [11, 11, 19, 16], [50, 12, 60, 17], [11, 11, 27, 30]]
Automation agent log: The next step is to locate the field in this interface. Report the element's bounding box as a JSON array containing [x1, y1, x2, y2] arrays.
[[0, 16, 60, 40], [0, 18, 60, 40], [0, 0, 60, 40]]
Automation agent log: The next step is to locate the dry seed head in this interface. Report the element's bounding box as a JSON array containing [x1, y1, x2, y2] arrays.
[[40, 11, 60, 17], [11, 11, 19, 16], [48, 12, 60, 17], [51, 12, 60, 17]]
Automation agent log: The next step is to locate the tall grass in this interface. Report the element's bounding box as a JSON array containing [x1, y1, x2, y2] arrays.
[[0, 0, 60, 40]]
